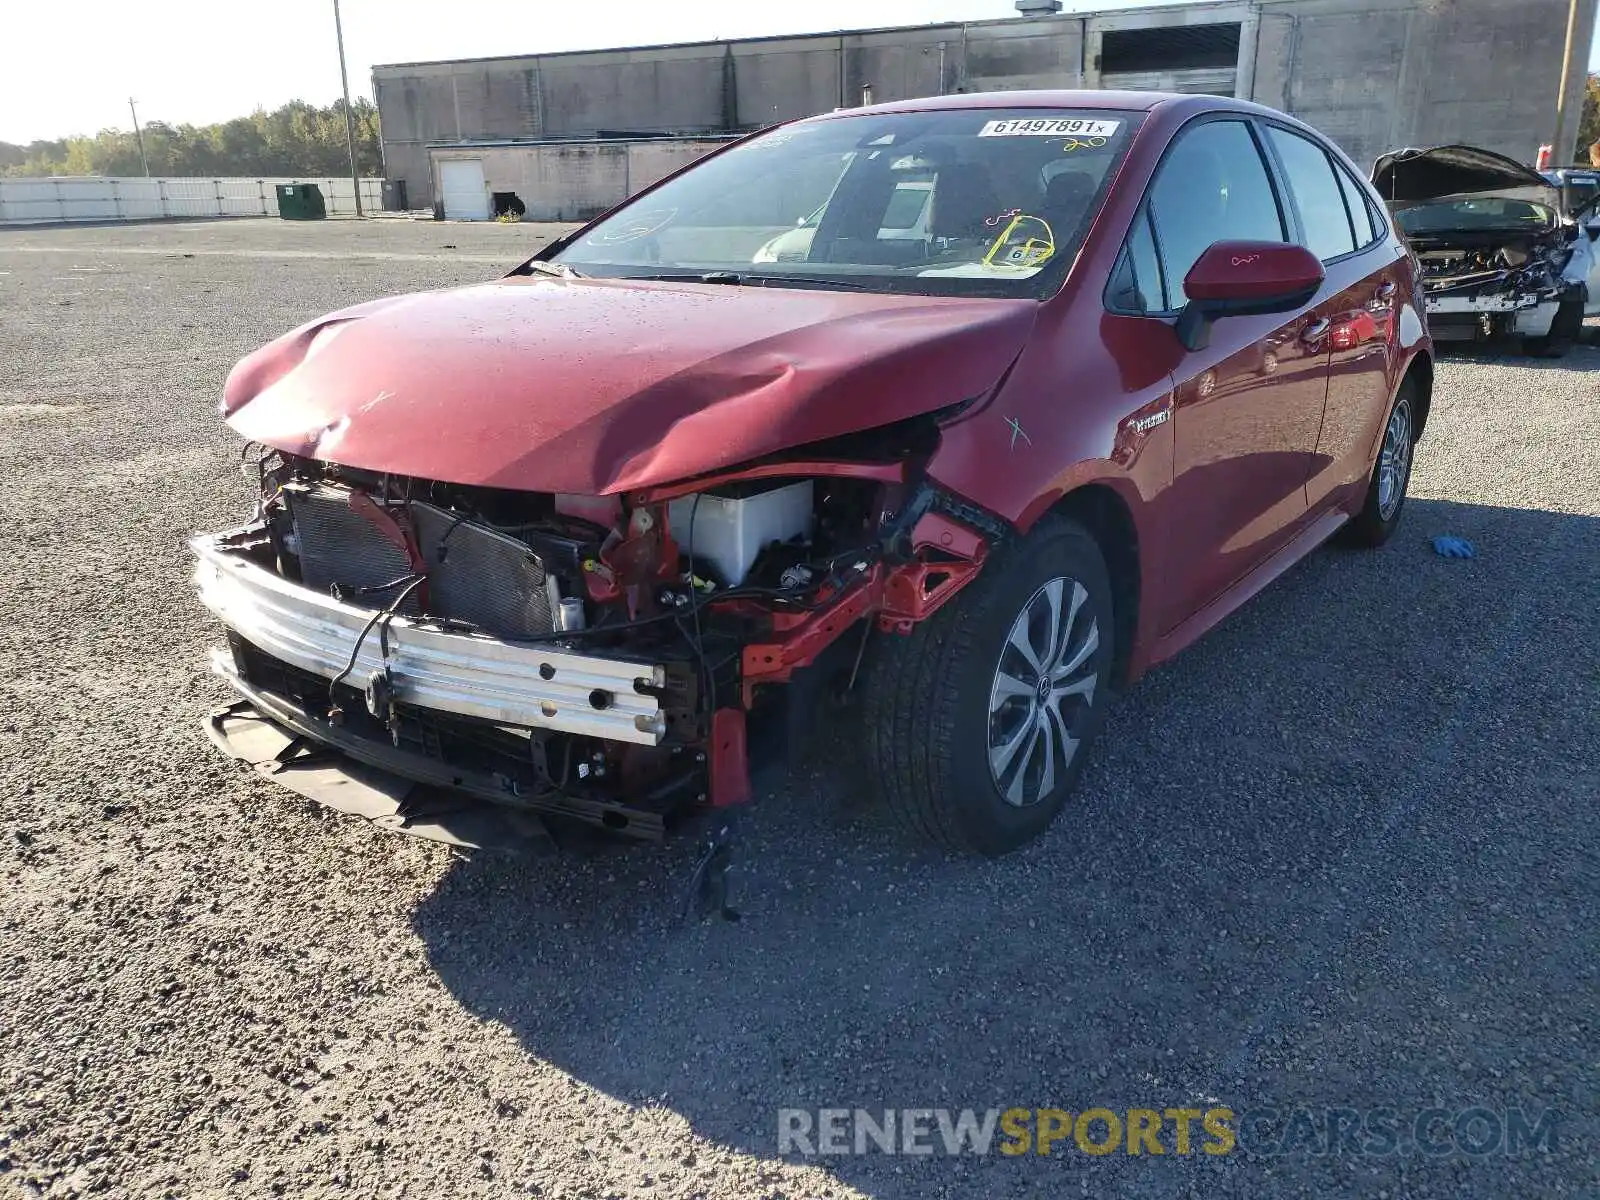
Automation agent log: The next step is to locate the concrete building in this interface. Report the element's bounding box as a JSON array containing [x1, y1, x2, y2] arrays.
[[373, 0, 1598, 218]]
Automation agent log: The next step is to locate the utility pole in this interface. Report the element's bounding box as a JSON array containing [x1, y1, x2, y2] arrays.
[[1550, 0, 1583, 166], [128, 97, 150, 177], [333, 0, 364, 216]]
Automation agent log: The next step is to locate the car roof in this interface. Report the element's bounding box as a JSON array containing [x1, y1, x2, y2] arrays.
[[854, 89, 1171, 114], [809, 89, 1265, 117], [804, 90, 1298, 132]]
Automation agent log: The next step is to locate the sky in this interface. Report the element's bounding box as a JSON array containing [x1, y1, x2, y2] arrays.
[[2, 0, 1598, 144]]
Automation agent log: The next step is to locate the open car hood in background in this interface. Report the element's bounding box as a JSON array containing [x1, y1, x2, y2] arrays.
[[1371, 145, 1560, 207], [222, 276, 1038, 495]]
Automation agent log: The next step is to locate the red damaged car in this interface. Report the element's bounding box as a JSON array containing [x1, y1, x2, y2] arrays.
[[198, 91, 1430, 856]]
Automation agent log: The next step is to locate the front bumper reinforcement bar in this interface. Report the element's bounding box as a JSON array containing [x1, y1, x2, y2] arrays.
[[193, 534, 668, 745]]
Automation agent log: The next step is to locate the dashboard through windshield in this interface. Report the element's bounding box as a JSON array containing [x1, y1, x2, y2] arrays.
[[1394, 196, 1559, 235], [550, 108, 1141, 299]]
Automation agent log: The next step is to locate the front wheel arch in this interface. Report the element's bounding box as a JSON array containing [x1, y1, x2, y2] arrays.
[[1046, 483, 1142, 689], [858, 513, 1116, 854]]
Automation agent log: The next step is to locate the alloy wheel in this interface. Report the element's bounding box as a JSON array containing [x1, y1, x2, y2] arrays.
[[987, 577, 1101, 807], [1377, 397, 1413, 521]]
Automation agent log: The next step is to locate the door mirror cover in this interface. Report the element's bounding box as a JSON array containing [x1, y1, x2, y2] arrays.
[[1175, 241, 1326, 350]]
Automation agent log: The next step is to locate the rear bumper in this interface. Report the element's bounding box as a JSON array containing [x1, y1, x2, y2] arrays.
[[193, 533, 667, 745]]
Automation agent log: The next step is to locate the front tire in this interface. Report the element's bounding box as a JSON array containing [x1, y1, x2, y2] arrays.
[[1344, 379, 1417, 548], [861, 516, 1114, 855], [1524, 297, 1583, 358]]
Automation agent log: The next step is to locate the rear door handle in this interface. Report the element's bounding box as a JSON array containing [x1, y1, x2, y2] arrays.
[[1375, 281, 1397, 301], [1301, 318, 1330, 344]]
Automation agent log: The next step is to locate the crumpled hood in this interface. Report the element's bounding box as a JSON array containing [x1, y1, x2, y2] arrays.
[[1371, 145, 1558, 207], [223, 276, 1037, 494]]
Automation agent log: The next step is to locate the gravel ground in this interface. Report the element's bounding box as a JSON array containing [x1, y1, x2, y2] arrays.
[[1, 218, 1596, 1200]]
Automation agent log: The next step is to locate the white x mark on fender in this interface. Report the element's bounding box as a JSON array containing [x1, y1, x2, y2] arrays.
[[1005, 416, 1032, 451]]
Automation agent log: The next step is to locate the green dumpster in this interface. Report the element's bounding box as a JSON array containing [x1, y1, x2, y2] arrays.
[[276, 183, 327, 220]]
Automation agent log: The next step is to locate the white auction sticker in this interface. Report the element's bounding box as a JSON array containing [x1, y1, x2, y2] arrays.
[[978, 118, 1122, 138]]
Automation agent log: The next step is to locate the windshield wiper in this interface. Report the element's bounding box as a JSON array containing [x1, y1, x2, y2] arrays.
[[742, 273, 881, 292], [625, 270, 880, 291], [521, 260, 586, 279]]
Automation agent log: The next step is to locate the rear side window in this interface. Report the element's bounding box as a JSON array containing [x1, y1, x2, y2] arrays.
[[1265, 126, 1357, 261], [1335, 166, 1379, 246], [1148, 120, 1286, 306]]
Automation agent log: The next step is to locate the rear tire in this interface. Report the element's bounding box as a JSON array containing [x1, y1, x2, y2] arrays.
[[860, 516, 1114, 855], [1344, 379, 1417, 548]]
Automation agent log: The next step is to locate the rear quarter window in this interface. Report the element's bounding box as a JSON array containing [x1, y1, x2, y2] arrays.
[[1335, 165, 1380, 247]]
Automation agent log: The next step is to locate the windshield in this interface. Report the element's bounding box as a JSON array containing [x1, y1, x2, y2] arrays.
[[550, 108, 1140, 298], [1394, 196, 1558, 235]]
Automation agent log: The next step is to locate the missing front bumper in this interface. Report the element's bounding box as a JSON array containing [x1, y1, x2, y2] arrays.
[[207, 684, 676, 842], [1424, 295, 1559, 340], [207, 699, 562, 852], [193, 533, 668, 744], [194, 532, 711, 841]]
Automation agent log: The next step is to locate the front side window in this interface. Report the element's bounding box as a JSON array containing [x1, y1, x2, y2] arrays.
[[1265, 125, 1357, 261], [1147, 119, 1286, 306], [552, 109, 1141, 298]]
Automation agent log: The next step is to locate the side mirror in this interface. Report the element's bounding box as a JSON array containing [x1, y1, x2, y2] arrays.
[[1174, 240, 1326, 351]]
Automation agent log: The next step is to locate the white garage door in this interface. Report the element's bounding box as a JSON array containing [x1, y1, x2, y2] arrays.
[[438, 159, 489, 221]]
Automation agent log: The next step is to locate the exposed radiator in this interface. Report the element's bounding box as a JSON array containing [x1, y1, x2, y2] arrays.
[[284, 484, 555, 638], [412, 502, 552, 639], [285, 485, 419, 612]]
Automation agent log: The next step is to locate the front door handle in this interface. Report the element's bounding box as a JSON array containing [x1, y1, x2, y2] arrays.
[[1301, 318, 1331, 345]]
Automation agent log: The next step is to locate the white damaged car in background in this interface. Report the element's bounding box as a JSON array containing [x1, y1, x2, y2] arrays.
[[1373, 145, 1599, 356]]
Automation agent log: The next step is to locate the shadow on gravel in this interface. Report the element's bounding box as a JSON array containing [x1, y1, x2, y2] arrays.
[[413, 499, 1599, 1199]]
